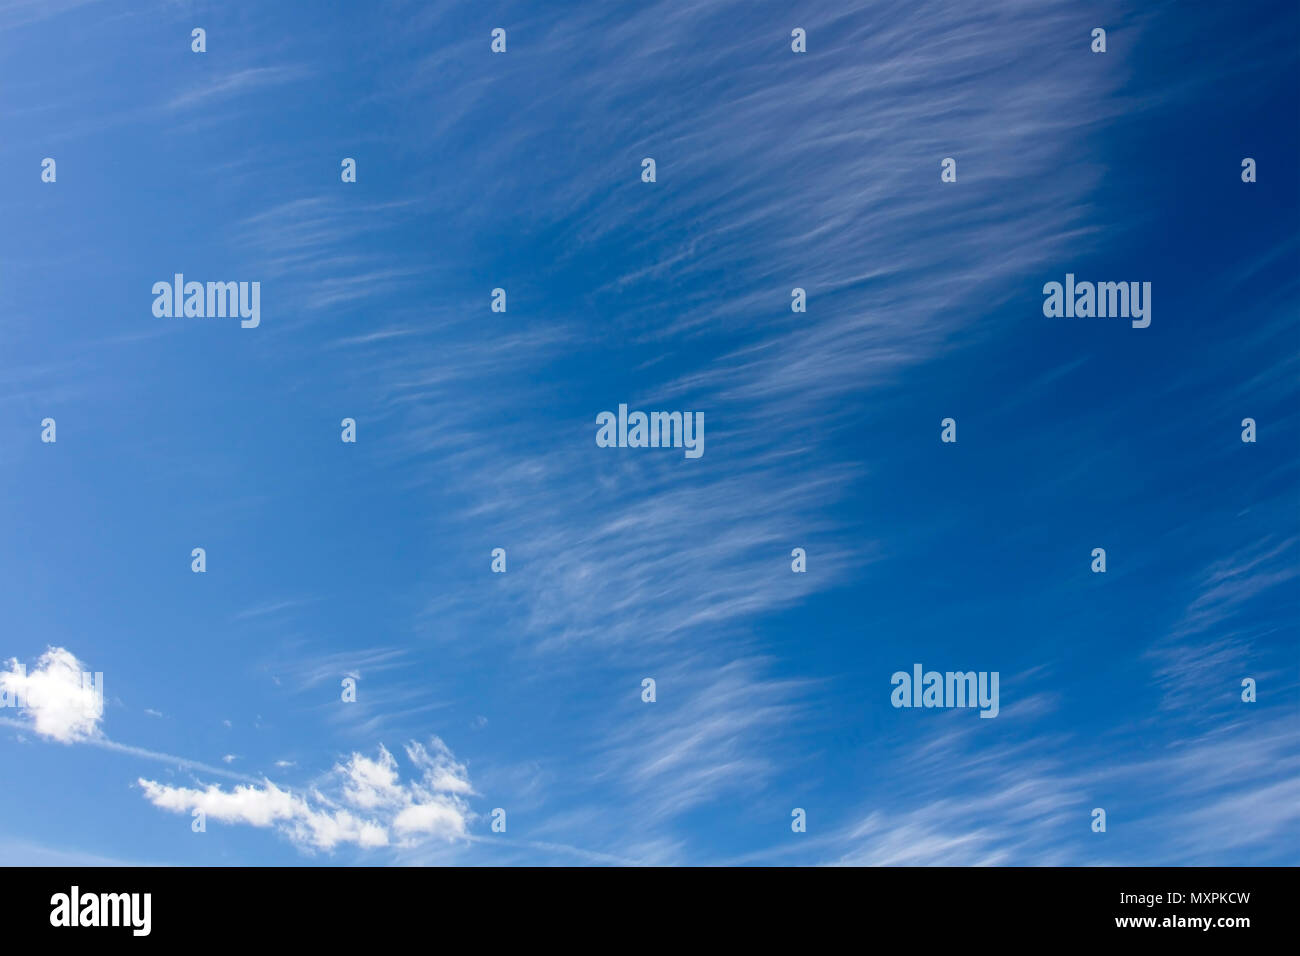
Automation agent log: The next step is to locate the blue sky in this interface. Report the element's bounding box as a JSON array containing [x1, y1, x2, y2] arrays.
[[1, 0, 1297, 866]]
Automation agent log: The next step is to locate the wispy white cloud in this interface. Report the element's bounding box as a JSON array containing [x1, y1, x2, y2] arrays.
[[595, 658, 814, 822], [0, 0, 101, 30], [1148, 535, 1298, 712], [810, 709, 1300, 867], [0, 715, 261, 784], [165, 66, 307, 111], [330, 0, 1138, 666], [233, 598, 314, 621]]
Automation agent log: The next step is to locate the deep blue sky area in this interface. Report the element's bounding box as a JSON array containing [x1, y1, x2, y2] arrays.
[[0, 0, 1296, 866]]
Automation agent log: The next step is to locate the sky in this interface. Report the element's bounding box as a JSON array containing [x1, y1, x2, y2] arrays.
[[0, 0, 1297, 866]]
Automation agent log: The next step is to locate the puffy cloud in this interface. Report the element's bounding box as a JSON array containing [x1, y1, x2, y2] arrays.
[[0, 647, 104, 743], [405, 738, 474, 796], [138, 736, 473, 851], [139, 778, 300, 829], [393, 801, 467, 839], [337, 746, 406, 810]]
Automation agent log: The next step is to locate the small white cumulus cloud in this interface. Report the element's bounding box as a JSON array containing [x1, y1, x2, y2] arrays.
[[0, 647, 104, 743], [138, 736, 474, 851]]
